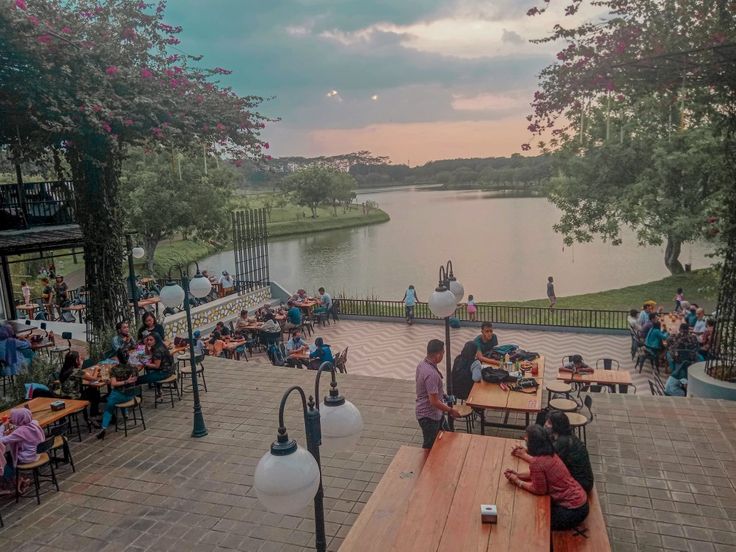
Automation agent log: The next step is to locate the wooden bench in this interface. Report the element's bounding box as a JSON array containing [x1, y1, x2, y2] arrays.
[[552, 488, 611, 551], [339, 445, 429, 552]]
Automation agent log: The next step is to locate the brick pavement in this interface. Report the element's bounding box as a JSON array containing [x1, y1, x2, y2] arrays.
[[0, 321, 733, 552]]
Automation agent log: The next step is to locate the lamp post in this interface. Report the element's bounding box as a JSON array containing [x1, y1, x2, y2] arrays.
[[254, 363, 363, 552], [427, 260, 464, 429], [158, 261, 212, 438], [125, 234, 145, 327]]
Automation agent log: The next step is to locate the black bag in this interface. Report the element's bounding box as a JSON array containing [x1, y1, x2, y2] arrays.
[[480, 366, 515, 384], [509, 349, 540, 362]]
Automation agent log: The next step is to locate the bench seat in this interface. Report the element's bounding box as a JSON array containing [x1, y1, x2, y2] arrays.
[[552, 487, 611, 551]]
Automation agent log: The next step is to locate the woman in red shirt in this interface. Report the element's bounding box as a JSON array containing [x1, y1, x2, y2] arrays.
[[504, 424, 589, 530]]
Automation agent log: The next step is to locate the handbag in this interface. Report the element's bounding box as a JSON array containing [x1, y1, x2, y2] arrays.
[[480, 366, 516, 384]]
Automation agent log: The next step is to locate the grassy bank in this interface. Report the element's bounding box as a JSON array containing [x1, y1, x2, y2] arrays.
[[488, 269, 719, 312], [147, 239, 220, 276]]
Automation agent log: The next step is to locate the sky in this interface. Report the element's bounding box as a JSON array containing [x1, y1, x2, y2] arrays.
[[165, 1, 600, 165]]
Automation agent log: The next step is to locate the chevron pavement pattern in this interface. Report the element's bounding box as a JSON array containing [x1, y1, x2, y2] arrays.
[[302, 319, 652, 393]]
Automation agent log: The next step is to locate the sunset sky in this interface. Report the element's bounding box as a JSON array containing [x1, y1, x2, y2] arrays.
[[166, 1, 602, 165]]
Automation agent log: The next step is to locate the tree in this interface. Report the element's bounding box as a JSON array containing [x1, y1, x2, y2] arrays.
[[282, 166, 342, 218], [1, 1, 268, 336], [120, 148, 235, 272], [326, 172, 357, 215], [525, 0, 735, 274]]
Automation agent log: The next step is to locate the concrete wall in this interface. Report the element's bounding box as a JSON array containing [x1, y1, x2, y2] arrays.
[[688, 361, 736, 401]]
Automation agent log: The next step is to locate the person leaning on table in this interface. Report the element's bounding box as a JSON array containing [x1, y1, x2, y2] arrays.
[[415, 339, 460, 449], [504, 424, 589, 531]]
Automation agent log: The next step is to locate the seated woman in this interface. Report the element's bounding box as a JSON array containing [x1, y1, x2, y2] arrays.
[[504, 424, 589, 531], [137, 312, 165, 342], [96, 351, 139, 440], [308, 337, 334, 370], [206, 331, 226, 357], [59, 351, 102, 420], [512, 411, 594, 493], [0, 408, 45, 491], [451, 341, 483, 401], [644, 321, 668, 359], [139, 334, 176, 385], [699, 319, 716, 360]]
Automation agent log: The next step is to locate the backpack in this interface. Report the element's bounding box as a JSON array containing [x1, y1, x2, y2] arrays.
[[480, 366, 516, 384], [509, 349, 540, 362], [449, 317, 461, 329]]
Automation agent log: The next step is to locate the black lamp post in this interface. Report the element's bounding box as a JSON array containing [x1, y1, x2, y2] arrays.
[[158, 260, 212, 438], [427, 261, 464, 427], [124, 234, 145, 327], [254, 363, 364, 552]]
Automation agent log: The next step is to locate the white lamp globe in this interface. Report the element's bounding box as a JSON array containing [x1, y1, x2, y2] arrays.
[[428, 288, 457, 318], [319, 400, 363, 455], [189, 273, 212, 299], [254, 446, 320, 514], [159, 282, 185, 308], [131, 247, 145, 259], [449, 279, 464, 303]]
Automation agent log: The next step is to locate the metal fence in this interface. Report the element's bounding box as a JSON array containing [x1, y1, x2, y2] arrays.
[[0, 180, 77, 229], [232, 209, 270, 293], [336, 298, 629, 330]]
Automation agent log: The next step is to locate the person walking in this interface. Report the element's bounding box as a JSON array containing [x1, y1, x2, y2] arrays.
[[402, 284, 418, 325], [415, 339, 460, 449], [547, 276, 557, 308]]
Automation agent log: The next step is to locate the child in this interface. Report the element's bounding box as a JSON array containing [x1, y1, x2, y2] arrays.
[[192, 330, 205, 357], [21, 281, 31, 305], [547, 276, 556, 308], [674, 288, 684, 313], [466, 294, 477, 321]]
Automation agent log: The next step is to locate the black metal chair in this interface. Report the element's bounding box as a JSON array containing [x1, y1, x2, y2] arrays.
[[153, 374, 181, 408], [16, 436, 59, 504], [114, 387, 146, 437], [565, 395, 594, 444], [649, 377, 665, 396], [178, 355, 208, 394], [49, 421, 75, 473]]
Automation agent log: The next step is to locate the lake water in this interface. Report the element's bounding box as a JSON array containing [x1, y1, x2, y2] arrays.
[[201, 187, 712, 301]]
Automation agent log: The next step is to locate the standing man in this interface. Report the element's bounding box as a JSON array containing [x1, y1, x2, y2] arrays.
[[53, 274, 69, 319], [219, 271, 235, 296], [547, 276, 556, 308], [416, 339, 460, 449], [639, 300, 656, 327]]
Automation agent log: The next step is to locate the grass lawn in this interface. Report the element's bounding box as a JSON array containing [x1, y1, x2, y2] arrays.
[[489, 269, 719, 312], [141, 239, 220, 277]]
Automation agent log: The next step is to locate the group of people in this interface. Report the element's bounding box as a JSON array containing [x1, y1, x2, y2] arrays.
[[628, 296, 715, 396], [401, 285, 477, 325], [415, 334, 593, 531], [18, 274, 71, 320]]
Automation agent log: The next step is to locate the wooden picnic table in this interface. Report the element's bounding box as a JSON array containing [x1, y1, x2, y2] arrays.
[[466, 356, 545, 434], [295, 298, 319, 312], [0, 397, 89, 429], [340, 432, 550, 551], [16, 304, 39, 318]]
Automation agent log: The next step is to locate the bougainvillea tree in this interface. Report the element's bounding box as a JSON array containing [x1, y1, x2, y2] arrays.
[[527, 0, 736, 377], [525, 0, 735, 274], [0, 0, 270, 337]]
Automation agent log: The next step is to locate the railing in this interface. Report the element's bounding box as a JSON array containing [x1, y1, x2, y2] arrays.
[[0, 180, 77, 230], [337, 298, 629, 330]]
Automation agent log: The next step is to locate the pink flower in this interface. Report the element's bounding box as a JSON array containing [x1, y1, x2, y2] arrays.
[[213, 67, 232, 75], [195, 94, 205, 104], [15, 0, 27, 10], [37, 34, 52, 44], [61, 26, 72, 34], [165, 37, 181, 45], [263, 142, 270, 150], [91, 104, 102, 113], [169, 78, 180, 88], [101, 122, 112, 133], [215, 122, 226, 131], [151, 127, 163, 138], [122, 27, 136, 40], [616, 94, 625, 101], [265, 155, 272, 161], [233, 159, 243, 168], [106, 66, 119, 76], [166, 54, 179, 63], [28, 15, 40, 26], [140, 68, 153, 78], [137, 1, 147, 8], [123, 119, 134, 127], [521, 143, 531, 151]]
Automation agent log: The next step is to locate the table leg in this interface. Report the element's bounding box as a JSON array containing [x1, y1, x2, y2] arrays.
[[479, 409, 485, 436]]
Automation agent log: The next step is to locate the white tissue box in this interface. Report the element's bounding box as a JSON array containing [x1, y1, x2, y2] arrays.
[[480, 504, 498, 524]]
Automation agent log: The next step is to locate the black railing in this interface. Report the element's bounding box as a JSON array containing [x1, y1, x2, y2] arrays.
[[337, 298, 629, 330], [0, 180, 77, 230]]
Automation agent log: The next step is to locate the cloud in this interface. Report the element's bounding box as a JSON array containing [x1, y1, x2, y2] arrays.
[[502, 29, 525, 45]]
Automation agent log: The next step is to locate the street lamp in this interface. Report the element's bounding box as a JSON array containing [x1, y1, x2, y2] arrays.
[[158, 261, 212, 438], [125, 235, 145, 327], [428, 261, 463, 426], [254, 363, 363, 552]]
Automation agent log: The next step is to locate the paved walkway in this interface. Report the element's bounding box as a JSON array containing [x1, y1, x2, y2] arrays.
[[2, 321, 733, 552]]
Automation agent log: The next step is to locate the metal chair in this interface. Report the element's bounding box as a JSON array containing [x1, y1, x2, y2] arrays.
[[649, 378, 665, 396], [178, 355, 208, 393], [454, 400, 475, 434], [48, 331, 73, 369], [153, 374, 180, 408], [49, 422, 75, 473], [334, 347, 349, 374], [565, 395, 594, 443], [114, 388, 146, 437], [16, 436, 59, 504]]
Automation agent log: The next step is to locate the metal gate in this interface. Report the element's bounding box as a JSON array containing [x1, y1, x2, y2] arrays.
[[231, 209, 270, 293]]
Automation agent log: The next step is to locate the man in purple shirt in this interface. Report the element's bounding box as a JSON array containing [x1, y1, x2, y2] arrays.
[[416, 339, 460, 449]]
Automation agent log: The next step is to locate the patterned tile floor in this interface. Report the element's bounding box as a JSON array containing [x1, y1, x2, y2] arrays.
[[1, 320, 734, 552]]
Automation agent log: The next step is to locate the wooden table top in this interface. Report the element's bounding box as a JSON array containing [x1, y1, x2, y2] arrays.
[[556, 368, 632, 386], [342, 432, 550, 551], [466, 356, 545, 413], [62, 304, 86, 311], [0, 397, 89, 428], [16, 304, 38, 313], [295, 299, 319, 309], [223, 339, 248, 351], [133, 297, 160, 307]]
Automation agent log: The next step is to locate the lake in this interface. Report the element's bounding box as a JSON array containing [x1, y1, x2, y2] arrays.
[[201, 188, 712, 301]]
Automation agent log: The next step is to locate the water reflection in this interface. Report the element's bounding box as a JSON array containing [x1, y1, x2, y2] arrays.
[[201, 189, 713, 301]]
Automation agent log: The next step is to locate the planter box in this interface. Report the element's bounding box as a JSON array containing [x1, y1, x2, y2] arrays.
[[688, 361, 736, 401]]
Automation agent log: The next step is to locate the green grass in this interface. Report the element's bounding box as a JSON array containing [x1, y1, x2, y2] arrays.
[[488, 269, 719, 312], [145, 239, 220, 276]]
